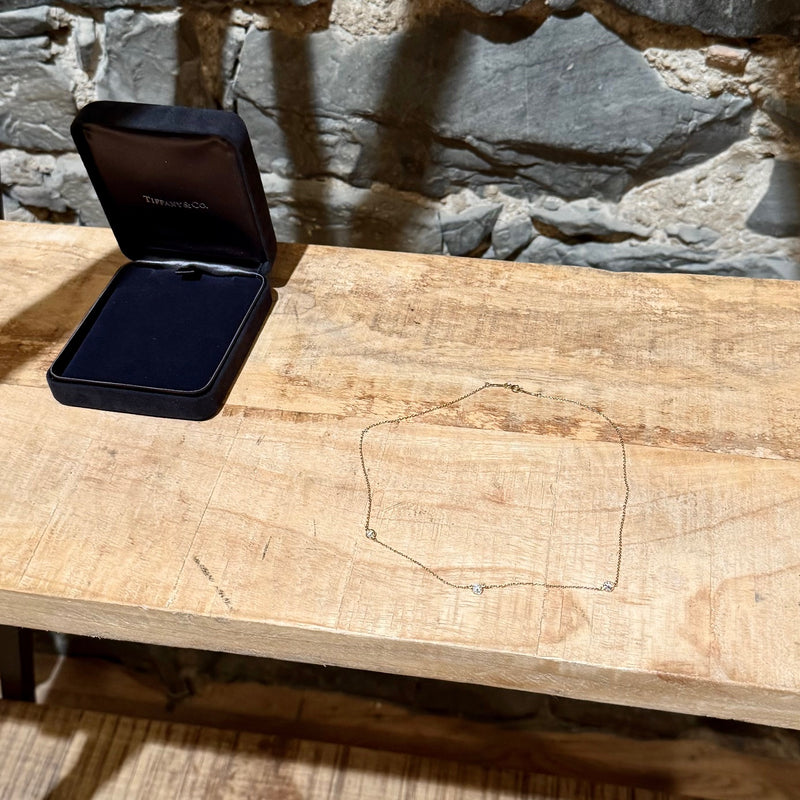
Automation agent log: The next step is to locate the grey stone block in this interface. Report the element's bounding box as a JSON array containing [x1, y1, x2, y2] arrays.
[[515, 235, 567, 264], [53, 153, 107, 226], [0, 148, 55, 185], [8, 183, 67, 212], [666, 224, 720, 246], [463, 0, 530, 14], [530, 198, 652, 238], [262, 173, 443, 253], [0, 0, 56, 11], [710, 254, 800, 280], [2, 194, 37, 223], [0, 148, 105, 224], [491, 213, 535, 258], [441, 204, 501, 255], [0, 37, 76, 151], [96, 9, 181, 104], [237, 98, 368, 184], [36, 0, 315, 5], [0, 6, 56, 38], [608, 0, 800, 37], [516, 236, 716, 272], [49, 0, 179, 7], [746, 161, 800, 238], [234, 13, 751, 202]]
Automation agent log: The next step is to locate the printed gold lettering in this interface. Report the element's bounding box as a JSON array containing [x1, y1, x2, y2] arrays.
[[142, 194, 209, 210]]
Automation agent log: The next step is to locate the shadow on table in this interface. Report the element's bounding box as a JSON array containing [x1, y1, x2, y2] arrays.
[[0, 252, 121, 385], [0, 240, 307, 390], [270, 242, 308, 289]]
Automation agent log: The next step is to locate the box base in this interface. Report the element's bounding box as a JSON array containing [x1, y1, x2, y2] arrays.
[[48, 261, 270, 420]]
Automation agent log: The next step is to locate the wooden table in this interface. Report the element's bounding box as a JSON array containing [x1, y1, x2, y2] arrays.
[[1, 219, 799, 731]]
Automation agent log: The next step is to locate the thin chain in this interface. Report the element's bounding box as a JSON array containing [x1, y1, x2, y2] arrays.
[[358, 382, 629, 595]]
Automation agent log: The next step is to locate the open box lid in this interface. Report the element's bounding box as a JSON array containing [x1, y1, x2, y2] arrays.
[[71, 101, 277, 272]]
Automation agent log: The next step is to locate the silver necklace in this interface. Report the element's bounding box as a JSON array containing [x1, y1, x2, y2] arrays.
[[359, 382, 629, 595]]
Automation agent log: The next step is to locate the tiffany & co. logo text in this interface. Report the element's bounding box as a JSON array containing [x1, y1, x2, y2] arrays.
[[142, 194, 209, 210]]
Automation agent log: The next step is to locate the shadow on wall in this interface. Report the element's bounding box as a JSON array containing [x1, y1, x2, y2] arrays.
[[171, 1, 550, 254], [747, 161, 800, 238], [175, 4, 230, 109], [742, 39, 800, 275], [174, 2, 336, 246], [344, 11, 541, 253]]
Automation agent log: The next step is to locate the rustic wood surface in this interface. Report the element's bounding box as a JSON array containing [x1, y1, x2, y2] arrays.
[[1, 219, 799, 728], [0, 699, 685, 800]]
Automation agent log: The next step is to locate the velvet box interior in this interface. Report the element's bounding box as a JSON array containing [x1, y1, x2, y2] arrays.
[[47, 101, 277, 420]]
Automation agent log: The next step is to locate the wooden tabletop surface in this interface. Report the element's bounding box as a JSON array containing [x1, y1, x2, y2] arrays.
[[1, 219, 798, 729]]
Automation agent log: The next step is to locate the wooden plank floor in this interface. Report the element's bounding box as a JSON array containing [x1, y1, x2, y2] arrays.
[[0, 699, 690, 800], [29, 652, 800, 800]]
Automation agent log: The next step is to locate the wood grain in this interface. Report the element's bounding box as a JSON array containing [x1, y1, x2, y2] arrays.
[[1, 219, 799, 728], [0, 699, 684, 800]]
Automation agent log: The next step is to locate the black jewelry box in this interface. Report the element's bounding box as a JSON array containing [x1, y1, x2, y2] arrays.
[[47, 101, 277, 420]]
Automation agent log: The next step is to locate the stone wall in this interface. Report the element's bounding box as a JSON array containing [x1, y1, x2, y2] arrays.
[[2, 0, 800, 277]]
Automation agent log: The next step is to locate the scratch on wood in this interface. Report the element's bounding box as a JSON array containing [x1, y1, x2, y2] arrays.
[[261, 537, 272, 561], [193, 555, 233, 610]]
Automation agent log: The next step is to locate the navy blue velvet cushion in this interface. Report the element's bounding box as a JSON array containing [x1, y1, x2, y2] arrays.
[[62, 263, 264, 392]]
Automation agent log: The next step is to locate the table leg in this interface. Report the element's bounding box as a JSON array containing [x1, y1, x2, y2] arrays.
[[0, 626, 35, 701]]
